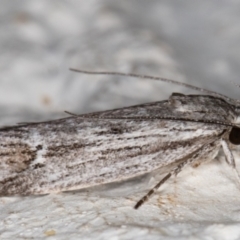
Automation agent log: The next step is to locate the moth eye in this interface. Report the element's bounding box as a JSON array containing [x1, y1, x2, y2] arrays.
[[229, 127, 240, 145]]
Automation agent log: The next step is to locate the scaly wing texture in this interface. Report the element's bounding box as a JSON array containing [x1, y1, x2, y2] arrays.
[[86, 94, 236, 123], [0, 94, 233, 195]]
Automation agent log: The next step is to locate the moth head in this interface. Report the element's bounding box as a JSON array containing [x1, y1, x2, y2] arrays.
[[229, 127, 240, 145]]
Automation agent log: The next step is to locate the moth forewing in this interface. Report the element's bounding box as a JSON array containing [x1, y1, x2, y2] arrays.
[[1, 69, 240, 208], [0, 114, 224, 195]]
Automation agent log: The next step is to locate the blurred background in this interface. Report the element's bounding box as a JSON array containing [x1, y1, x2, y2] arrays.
[[1, 0, 240, 126]]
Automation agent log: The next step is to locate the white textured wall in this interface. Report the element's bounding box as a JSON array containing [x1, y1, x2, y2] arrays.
[[1, 1, 240, 239]]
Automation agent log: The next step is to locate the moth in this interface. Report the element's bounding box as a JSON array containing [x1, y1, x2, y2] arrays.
[[1, 69, 240, 209]]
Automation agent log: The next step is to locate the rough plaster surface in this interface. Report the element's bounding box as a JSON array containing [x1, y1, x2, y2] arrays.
[[1, 1, 240, 239]]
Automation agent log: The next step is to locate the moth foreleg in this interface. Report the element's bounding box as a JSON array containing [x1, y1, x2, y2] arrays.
[[221, 139, 240, 187], [221, 140, 236, 167]]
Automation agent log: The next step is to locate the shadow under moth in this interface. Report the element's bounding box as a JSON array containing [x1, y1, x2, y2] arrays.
[[1, 69, 240, 209]]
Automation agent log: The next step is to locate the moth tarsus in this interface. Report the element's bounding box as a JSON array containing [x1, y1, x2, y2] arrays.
[[1, 69, 240, 209]]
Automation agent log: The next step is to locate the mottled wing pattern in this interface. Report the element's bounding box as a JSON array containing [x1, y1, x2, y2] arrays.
[[87, 94, 236, 123], [0, 94, 234, 195]]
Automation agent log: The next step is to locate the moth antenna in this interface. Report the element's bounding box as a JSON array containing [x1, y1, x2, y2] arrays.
[[134, 157, 190, 209], [77, 114, 236, 128], [70, 68, 231, 101], [134, 173, 171, 209], [64, 110, 79, 116], [17, 121, 38, 125]]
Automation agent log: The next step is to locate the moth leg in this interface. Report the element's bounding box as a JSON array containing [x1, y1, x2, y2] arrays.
[[221, 140, 240, 187], [221, 140, 236, 167]]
